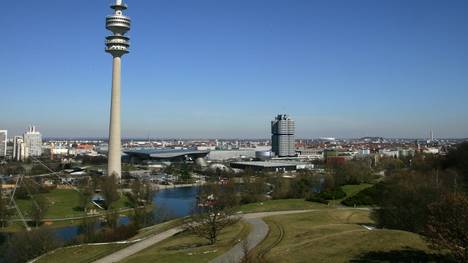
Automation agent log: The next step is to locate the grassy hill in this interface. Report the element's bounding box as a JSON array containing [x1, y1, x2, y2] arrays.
[[252, 209, 447, 262]]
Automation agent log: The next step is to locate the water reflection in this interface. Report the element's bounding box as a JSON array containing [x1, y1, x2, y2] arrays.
[[53, 186, 198, 242]]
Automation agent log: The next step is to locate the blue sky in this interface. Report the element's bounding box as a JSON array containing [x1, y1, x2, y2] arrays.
[[1, 0, 467, 139]]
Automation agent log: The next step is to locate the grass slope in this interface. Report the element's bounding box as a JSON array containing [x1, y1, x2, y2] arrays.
[[14, 189, 130, 219], [37, 218, 184, 263], [239, 199, 329, 213], [120, 221, 250, 263], [253, 209, 442, 263], [36, 243, 127, 263]]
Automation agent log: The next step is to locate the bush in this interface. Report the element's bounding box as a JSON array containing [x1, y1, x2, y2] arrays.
[[76, 223, 138, 244], [424, 193, 468, 262], [372, 172, 441, 233], [341, 183, 384, 207], [95, 224, 138, 242], [317, 188, 346, 200], [14, 187, 30, 199], [306, 188, 346, 204], [3, 228, 62, 263], [240, 193, 266, 205], [305, 194, 328, 204]]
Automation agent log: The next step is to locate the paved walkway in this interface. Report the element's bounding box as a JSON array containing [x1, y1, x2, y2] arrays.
[[92, 208, 369, 263], [210, 218, 268, 263], [210, 208, 371, 263], [93, 227, 184, 263], [210, 210, 316, 263]]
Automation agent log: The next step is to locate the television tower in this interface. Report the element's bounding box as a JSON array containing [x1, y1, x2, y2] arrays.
[[105, 0, 131, 179]]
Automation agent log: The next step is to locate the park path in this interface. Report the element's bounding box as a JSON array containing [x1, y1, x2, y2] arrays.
[[209, 210, 314, 263], [210, 218, 267, 263], [91, 210, 314, 263], [93, 226, 184, 263], [210, 208, 371, 263], [92, 208, 369, 263]]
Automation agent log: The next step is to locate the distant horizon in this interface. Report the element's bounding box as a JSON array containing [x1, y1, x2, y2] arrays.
[[2, 126, 467, 141], [36, 136, 468, 141], [1, 0, 467, 139], [2, 123, 467, 140]]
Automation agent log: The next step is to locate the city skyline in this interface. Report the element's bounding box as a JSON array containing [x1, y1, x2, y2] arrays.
[[1, 0, 468, 138]]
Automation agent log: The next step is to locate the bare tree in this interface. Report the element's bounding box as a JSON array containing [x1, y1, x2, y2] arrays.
[[425, 192, 468, 262], [185, 193, 238, 245], [78, 177, 94, 212], [127, 179, 153, 208], [0, 182, 14, 227], [100, 174, 119, 210], [105, 209, 119, 229], [29, 195, 48, 227], [4, 227, 61, 263]]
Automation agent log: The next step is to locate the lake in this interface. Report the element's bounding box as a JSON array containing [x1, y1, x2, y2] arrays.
[[54, 186, 198, 242]]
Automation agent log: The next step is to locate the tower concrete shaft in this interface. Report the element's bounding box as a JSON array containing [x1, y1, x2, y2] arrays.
[[108, 57, 122, 178], [105, 0, 131, 179]]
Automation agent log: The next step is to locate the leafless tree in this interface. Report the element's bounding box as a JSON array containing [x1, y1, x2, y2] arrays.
[[0, 182, 14, 227], [29, 195, 48, 227], [100, 174, 119, 210], [78, 177, 94, 212], [185, 192, 238, 245], [127, 179, 153, 208], [425, 192, 468, 262]]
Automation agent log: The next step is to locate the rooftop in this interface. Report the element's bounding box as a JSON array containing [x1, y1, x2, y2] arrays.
[[230, 161, 297, 168]]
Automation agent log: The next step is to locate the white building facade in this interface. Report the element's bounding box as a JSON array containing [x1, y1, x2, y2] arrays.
[[23, 126, 42, 157], [0, 130, 7, 158]]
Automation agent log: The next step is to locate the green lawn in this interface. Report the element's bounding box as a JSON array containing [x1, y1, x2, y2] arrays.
[[238, 199, 329, 213], [120, 220, 251, 263], [238, 184, 374, 213], [252, 209, 446, 262], [15, 189, 83, 218], [14, 189, 130, 219], [36, 243, 127, 263], [37, 218, 184, 263]]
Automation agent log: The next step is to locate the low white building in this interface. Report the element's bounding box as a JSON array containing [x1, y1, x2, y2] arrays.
[[379, 149, 400, 158], [208, 146, 270, 161], [424, 147, 440, 154]]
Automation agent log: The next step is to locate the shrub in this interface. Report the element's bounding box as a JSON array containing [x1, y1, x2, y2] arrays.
[[76, 223, 138, 244], [95, 224, 138, 242], [3, 228, 62, 263], [306, 188, 346, 204], [341, 183, 384, 207], [305, 194, 328, 204], [317, 188, 346, 200], [372, 173, 441, 233]]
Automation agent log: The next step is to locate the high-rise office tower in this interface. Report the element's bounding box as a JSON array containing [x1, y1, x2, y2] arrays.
[[0, 130, 7, 158], [23, 125, 42, 157], [13, 136, 24, 161], [271, 114, 296, 157], [105, 0, 131, 179]]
